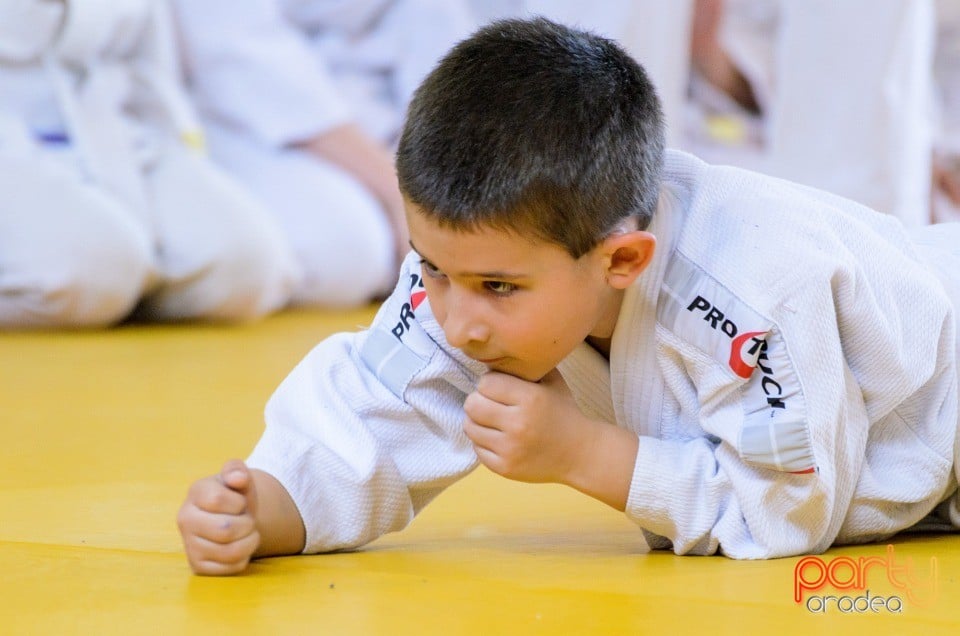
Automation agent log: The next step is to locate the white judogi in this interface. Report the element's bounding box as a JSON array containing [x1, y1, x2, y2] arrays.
[[0, 0, 299, 328], [248, 150, 960, 558], [684, 0, 936, 227], [171, 0, 474, 307]]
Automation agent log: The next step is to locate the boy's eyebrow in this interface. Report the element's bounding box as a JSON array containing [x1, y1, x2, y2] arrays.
[[409, 240, 526, 280]]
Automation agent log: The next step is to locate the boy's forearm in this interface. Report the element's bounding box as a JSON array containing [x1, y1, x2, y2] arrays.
[[565, 423, 639, 512], [250, 469, 307, 558]]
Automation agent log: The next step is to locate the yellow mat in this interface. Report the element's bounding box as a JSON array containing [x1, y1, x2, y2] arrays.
[[1, 308, 958, 635]]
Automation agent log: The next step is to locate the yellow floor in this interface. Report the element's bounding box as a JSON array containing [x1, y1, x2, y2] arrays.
[[2, 307, 959, 635]]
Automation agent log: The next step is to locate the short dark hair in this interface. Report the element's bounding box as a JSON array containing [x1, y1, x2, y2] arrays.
[[396, 17, 665, 258]]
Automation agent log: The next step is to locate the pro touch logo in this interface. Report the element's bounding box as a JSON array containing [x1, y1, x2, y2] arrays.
[[729, 329, 767, 379], [658, 254, 775, 384], [391, 272, 427, 342], [658, 253, 815, 474], [685, 295, 766, 379]]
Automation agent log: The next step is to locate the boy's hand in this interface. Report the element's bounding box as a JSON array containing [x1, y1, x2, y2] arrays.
[[177, 459, 261, 576], [463, 369, 596, 485], [464, 369, 640, 510]]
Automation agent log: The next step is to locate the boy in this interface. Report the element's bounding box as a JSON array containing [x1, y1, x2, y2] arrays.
[[178, 17, 960, 575]]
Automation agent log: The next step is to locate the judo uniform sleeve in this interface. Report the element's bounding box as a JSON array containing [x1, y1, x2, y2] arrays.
[[247, 253, 484, 553]]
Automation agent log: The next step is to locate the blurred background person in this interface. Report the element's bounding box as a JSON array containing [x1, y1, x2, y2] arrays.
[[171, 0, 474, 308], [0, 0, 299, 329], [685, 0, 936, 227], [933, 0, 960, 223]]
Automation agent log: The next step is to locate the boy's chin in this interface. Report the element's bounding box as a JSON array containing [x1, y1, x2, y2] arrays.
[[486, 359, 550, 383]]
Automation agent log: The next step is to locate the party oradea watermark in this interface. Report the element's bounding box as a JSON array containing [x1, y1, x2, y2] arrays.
[[794, 544, 938, 614]]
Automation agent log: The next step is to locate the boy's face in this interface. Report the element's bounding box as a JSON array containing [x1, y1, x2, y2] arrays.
[[406, 205, 631, 382]]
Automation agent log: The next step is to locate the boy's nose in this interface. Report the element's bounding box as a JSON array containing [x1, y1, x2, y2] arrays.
[[441, 297, 490, 349]]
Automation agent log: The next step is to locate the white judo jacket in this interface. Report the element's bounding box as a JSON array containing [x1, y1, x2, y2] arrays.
[[248, 150, 960, 559]]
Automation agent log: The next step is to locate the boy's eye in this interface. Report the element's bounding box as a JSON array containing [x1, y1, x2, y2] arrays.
[[483, 281, 517, 295], [419, 259, 445, 279]]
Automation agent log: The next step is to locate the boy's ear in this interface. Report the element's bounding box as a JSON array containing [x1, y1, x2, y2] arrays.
[[602, 231, 656, 289]]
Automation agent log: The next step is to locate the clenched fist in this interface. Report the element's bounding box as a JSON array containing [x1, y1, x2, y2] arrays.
[[463, 369, 640, 510], [177, 459, 261, 575]]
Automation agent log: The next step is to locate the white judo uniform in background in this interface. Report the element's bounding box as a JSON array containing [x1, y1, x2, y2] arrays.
[[684, 0, 936, 227], [172, 0, 474, 307], [248, 150, 960, 559], [0, 0, 299, 328], [933, 0, 960, 223]]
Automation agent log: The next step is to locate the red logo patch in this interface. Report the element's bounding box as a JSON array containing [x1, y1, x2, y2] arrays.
[[729, 330, 766, 379], [411, 290, 426, 310]]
